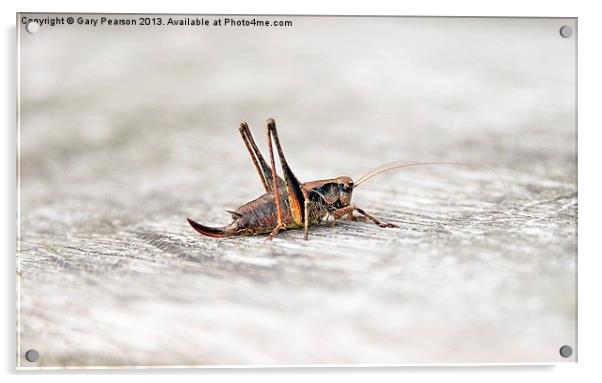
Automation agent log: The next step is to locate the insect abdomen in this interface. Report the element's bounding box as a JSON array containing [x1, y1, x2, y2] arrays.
[[230, 191, 300, 235]]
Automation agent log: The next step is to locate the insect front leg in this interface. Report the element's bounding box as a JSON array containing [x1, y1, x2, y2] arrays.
[[345, 211, 367, 222], [331, 205, 398, 228], [355, 207, 398, 228]]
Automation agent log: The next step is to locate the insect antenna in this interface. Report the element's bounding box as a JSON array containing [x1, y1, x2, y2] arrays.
[[354, 161, 508, 195]]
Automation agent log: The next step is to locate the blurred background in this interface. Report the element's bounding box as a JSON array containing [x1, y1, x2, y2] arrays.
[[18, 15, 576, 366]]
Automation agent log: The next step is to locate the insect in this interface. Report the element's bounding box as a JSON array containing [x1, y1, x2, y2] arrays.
[[187, 119, 503, 240]]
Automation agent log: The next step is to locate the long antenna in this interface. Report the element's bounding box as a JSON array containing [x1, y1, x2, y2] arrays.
[[354, 161, 508, 193]]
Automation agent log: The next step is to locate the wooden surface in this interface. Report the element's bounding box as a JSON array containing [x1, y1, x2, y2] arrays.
[[18, 16, 576, 367]]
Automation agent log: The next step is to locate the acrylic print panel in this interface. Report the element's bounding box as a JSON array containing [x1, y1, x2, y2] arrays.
[[17, 14, 577, 368]]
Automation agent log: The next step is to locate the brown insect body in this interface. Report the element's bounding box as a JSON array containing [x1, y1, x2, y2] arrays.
[[187, 119, 396, 240], [187, 176, 355, 238]]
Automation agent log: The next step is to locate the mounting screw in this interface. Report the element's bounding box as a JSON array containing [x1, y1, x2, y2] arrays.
[[559, 25, 573, 38], [25, 349, 39, 362], [559, 345, 573, 358], [25, 21, 40, 34]]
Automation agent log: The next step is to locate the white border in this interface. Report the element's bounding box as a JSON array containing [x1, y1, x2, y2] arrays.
[[15, 12, 21, 370], [3, 0, 601, 382]]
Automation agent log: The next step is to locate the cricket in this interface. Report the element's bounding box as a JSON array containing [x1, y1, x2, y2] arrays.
[[187, 118, 502, 240]]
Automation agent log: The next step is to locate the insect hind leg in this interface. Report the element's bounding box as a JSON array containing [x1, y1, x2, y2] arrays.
[[266, 119, 305, 226], [239, 121, 281, 192], [265, 120, 287, 241]]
